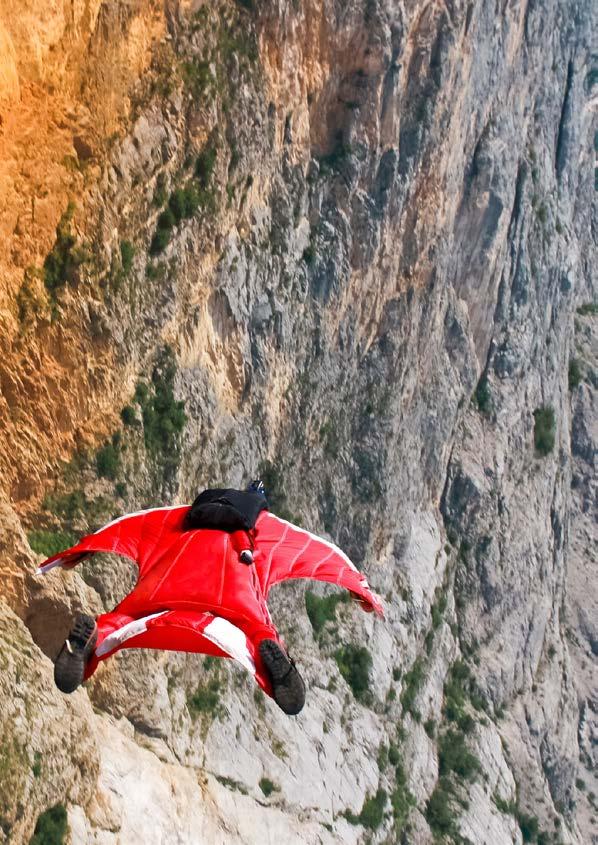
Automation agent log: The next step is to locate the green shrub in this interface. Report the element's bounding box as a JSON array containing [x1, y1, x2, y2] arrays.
[[32, 752, 42, 778], [29, 804, 68, 845], [318, 136, 352, 174], [43, 203, 88, 292], [28, 530, 77, 558], [533, 406, 556, 456], [391, 780, 415, 832], [319, 420, 339, 457], [188, 677, 221, 718], [153, 175, 168, 207], [568, 358, 583, 390], [42, 490, 86, 522], [494, 795, 516, 815], [536, 203, 548, 225], [158, 208, 176, 230], [334, 644, 372, 703], [401, 658, 425, 714], [377, 745, 388, 771], [425, 780, 456, 837], [182, 59, 214, 97], [305, 590, 347, 635], [134, 382, 150, 404], [196, 145, 217, 188], [140, 358, 186, 458], [169, 186, 200, 221], [120, 240, 135, 275], [150, 227, 171, 255], [577, 302, 598, 316], [121, 405, 137, 426], [474, 376, 492, 415], [438, 731, 480, 780], [303, 244, 316, 265], [359, 789, 387, 830], [259, 777, 279, 797], [388, 744, 400, 766], [443, 660, 470, 724], [517, 811, 539, 842], [96, 442, 120, 480], [431, 593, 448, 629], [424, 718, 436, 738]]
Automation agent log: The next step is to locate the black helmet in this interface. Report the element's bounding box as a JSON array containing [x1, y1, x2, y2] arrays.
[[246, 479, 266, 498]]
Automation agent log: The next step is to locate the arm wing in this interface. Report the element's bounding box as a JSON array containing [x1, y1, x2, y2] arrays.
[[254, 512, 384, 616], [35, 505, 189, 577]]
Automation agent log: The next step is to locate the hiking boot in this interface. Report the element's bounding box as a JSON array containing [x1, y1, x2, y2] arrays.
[[54, 614, 97, 694], [259, 639, 305, 715]]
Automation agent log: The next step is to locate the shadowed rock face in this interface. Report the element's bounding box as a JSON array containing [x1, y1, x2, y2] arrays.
[[0, 0, 596, 842]]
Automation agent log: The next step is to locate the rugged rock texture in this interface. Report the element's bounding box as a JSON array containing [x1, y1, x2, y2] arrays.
[[0, 0, 596, 843]]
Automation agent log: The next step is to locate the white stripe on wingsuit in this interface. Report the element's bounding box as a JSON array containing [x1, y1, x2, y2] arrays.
[[36, 558, 65, 575], [266, 514, 359, 572], [93, 505, 187, 534], [95, 611, 169, 657], [202, 618, 256, 675], [36, 553, 89, 576]]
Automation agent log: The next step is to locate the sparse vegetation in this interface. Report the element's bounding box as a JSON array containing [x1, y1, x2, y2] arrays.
[[426, 779, 457, 838], [169, 186, 201, 221], [132, 348, 187, 480], [516, 811, 539, 842], [443, 660, 471, 727], [96, 436, 121, 480], [28, 530, 77, 558], [303, 244, 316, 265], [215, 775, 248, 794], [577, 302, 598, 316], [533, 406, 556, 456], [438, 730, 481, 780], [150, 157, 217, 255], [400, 657, 425, 714], [153, 174, 168, 208], [119, 240, 135, 275], [318, 133, 352, 175], [196, 145, 217, 188], [43, 203, 89, 292], [181, 58, 214, 97], [568, 358, 583, 390], [334, 644, 372, 703], [29, 804, 68, 845], [187, 677, 222, 718], [32, 752, 42, 778], [121, 405, 137, 426], [474, 376, 492, 415], [431, 593, 448, 629], [150, 226, 172, 256], [424, 718, 436, 738], [388, 744, 400, 766], [359, 789, 387, 830], [536, 203, 548, 225], [494, 794, 517, 815], [305, 590, 348, 636], [259, 777, 279, 797], [391, 764, 415, 834]]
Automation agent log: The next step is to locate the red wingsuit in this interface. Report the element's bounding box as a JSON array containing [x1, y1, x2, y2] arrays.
[[37, 507, 384, 698]]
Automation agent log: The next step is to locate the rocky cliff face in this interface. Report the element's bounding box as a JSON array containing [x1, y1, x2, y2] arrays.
[[0, 0, 596, 843]]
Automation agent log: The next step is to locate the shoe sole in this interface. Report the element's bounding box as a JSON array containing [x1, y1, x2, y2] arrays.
[[54, 614, 98, 694], [259, 639, 305, 716]]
